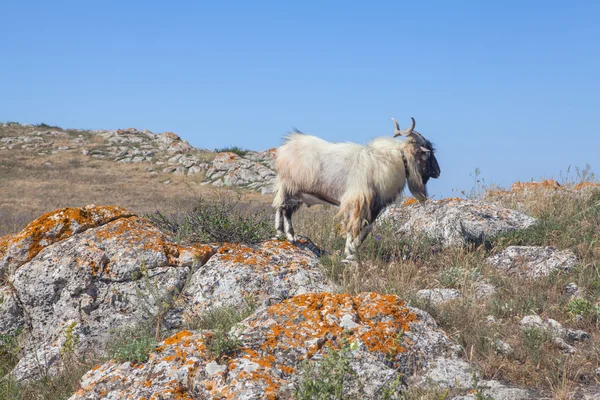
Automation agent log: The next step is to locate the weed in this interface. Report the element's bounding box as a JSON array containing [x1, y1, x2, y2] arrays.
[[105, 325, 156, 363], [185, 301, 256, 332], [204, 329, 241, 361], [293, 346, 363, 400]]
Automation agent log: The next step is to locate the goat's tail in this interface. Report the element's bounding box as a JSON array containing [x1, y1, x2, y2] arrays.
[[336, 190, 372, 238]]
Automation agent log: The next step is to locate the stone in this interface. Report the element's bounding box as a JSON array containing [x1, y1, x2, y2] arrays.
[[416, 288, 462, 305], [487, 246, 577, 278], [520, 315, 589, 354], [69, 292, 465, 399], [379, 199, 537, 247], [4, 207, 214, 381]]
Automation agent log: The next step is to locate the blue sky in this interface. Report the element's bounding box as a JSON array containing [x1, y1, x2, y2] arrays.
[[1, 1, 599, 198]]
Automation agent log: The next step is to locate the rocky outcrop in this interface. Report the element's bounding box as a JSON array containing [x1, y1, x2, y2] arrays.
[[379, 198, 537, 247], [202, 150, 277, 194], [0, 206, 329, 382], [70, 293, 465, 399], [0, 205, 544, 398], [487, 246, 577, 278], [0, 124, 280, 193]]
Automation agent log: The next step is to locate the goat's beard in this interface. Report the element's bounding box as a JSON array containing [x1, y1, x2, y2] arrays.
[[407, 164, 428, 202]]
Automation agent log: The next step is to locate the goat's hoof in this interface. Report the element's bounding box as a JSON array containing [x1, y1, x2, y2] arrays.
[[285, 235, 297, 243]]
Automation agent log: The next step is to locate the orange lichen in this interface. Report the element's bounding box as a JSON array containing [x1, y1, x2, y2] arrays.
[[6, 205, 132, 265], [263, 293, 417, 359], [403, 197, 419, 206], [0, 235, 11, 257], [573, 182, 600, 191], [163, 330, 193, 345], [511, 179, 561, 192]]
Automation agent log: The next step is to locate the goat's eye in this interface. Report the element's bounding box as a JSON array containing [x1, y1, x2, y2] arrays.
[[421, 153, 429, 161]]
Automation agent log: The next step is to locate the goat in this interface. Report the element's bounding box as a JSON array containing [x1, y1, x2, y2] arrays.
[[272, 117, 440, 261]]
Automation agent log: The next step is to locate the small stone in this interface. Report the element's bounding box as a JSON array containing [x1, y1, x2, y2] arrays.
[[494, 339, 514, 356], [486, 315, 497, 324], [416, 288, 462, 305], [565, 282, 579, 296]]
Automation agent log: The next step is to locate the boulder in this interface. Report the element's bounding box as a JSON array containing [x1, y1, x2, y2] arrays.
[[379, 198, 536, 247], [69, 292, 464, 399], [4, 206, 214, 381], [487, 246, 577, 278]]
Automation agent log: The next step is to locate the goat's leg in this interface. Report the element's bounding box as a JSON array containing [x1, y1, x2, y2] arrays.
[[274, 207, 285, 239], [283, 206, 297, 242], [343, 223, 373, 262]]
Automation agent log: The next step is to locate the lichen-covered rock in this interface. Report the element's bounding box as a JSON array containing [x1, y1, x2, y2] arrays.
[[7, 207, 214, 381], [0, 205, 133, 274], [487, 246, 577, 278], [0, 285, 24, 339], [175, 238, 332, 327], [379, 198, 537, 247], [69, 293, 464, 399]]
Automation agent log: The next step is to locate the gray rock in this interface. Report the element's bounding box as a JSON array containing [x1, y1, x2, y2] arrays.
[[488, 246, 577, 278], [416, 288, 462, 305], [5, 206, 215, 381], [69, 292, 464, 399], [520, 315, 589, 354], [379, 199, 537, 247]]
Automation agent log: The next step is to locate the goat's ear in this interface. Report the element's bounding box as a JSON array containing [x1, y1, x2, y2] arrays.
[[420, 146, 431, 153]]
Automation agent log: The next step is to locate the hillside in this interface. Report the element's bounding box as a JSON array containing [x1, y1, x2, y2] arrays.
[[0, 122, 276, 235]]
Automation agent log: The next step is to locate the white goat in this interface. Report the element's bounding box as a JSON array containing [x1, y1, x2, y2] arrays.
[[272, 117, 440, 260]]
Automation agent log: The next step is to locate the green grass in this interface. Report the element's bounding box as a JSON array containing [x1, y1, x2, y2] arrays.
[[105, 326, 157, 363]]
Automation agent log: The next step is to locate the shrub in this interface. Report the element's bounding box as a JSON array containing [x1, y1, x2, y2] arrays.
[[213, 146, 250, 157], [148, 196, 274, 244]]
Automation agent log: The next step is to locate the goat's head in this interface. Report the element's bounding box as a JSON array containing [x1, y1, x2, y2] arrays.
[[392, 117, 441, 202]]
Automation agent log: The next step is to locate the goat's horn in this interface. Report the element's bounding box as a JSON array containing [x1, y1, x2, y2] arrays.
[[393, 117, 416, 137]]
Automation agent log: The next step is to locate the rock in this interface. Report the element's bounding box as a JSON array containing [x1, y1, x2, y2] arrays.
[[416, 288, 462, 305], [565, 282, 580, 297], [379, 199, 537, 247], [0, 285, 24, 338], [487, 246, 577, 278], [5, 206, 215, 381], [417, 356, 477, 389], [174, 238, 333, 327], [0, 205, 134, 275], [473, 281, 497, 299], [202, 150, 277, 193], [69, 292, 465, 399], [494, 339, 514, 356], [520, 315, 589, 354]]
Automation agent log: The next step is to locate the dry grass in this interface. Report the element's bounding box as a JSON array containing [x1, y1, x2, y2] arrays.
[[0, 125, 267, 236], [294, 183, 600, 398]]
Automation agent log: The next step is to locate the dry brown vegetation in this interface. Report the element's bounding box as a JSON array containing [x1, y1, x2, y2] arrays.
[[0, 123, 266, 236]]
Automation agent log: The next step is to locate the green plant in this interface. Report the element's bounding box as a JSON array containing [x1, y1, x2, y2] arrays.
[[522, 326, 549, 366], [185, 301, 256, 332], [213, 146, 250, 157], [148, 195, 274, 245], [60, 322, 79, 358], [106, 326, 156, 363], [35, 123, 61, 129], [204, 328, 241, 361], [293, 346, 363, 400]]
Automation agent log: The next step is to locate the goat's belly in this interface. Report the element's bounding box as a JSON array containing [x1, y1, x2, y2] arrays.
[[299, 193, 339, 207]]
